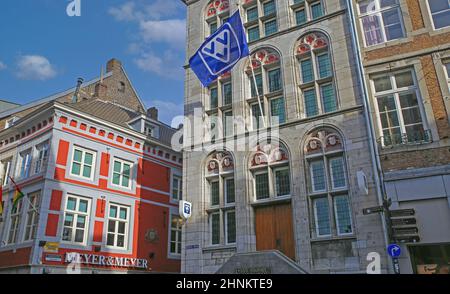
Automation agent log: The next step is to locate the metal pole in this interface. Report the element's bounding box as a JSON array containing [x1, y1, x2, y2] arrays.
[[248, 56, 266, 129]]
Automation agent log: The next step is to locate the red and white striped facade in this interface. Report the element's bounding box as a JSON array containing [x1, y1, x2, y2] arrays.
[[0, 101, 182, 274]]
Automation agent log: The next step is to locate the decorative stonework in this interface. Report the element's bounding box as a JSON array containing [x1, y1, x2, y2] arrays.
[[296, 32, 328, 56], [206, 0, 230, 18], [246, 48, 280, 71], [304, 128, 342, 155], [251, 143, 289, 167], [207, 151, 234, 174]]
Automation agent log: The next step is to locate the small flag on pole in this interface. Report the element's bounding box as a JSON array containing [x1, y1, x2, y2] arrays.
[[189, 10, 249, 87], [9, 176, 24, 211]]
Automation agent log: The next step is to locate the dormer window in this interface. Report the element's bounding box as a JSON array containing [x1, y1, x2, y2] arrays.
[[144, 123, 160, 139]]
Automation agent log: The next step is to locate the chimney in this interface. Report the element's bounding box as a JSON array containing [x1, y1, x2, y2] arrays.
[[94, 82, 107, 98], [106, 58, 122, 73], [72, 77, 84, 103], [147, 107, 158, 121]]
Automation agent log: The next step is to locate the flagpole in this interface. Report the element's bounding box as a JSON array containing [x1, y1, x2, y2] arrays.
[[248, 57, 266, 129]]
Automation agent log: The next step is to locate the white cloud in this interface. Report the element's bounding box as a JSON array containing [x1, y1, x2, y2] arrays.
[[16, 55, 57, 81], [108, 0, 181, 22], [0, 61, 6, 70], [139, 19, 185, 48], [108, 2, 138, 22], [150, 99, 184, 126], [134, 50, 183, 80]]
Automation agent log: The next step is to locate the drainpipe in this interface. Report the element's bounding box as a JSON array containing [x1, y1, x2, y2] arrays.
[[345, 0, 393, 273]]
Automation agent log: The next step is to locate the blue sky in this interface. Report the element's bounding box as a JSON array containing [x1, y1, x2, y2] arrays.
[[0, 0, 187, 125]]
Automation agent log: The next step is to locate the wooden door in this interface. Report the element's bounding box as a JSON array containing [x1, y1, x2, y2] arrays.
[[255, 203, 295, 260]]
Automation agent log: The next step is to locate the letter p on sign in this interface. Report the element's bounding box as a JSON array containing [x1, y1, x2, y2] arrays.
[[67, 0, 81, 17]]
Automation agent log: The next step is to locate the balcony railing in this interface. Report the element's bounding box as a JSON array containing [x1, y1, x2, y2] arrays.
[[377, 129, 432, 149]]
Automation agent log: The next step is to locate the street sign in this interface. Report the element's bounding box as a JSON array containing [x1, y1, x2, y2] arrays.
[[362, 206, 384, 215], [387, 244, 401, 258], [391, 217, 416, 226], [390, 209, 415, 217]]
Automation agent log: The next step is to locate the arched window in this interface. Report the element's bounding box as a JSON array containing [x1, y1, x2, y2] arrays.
[[295, 32, 338, 118], [242, 0, 279, 42], [246, 48, 285, 129], [249, 142, 291, 202], [205, 0, 230, 36], [290, 0, 325, 26], [205, 151, 236, 245], [304, 128, 353, 238]]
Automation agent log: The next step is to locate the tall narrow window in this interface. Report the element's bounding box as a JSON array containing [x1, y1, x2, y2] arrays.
[[112, 158, 132, 188], [358, 0, 405, 46], [7, 199, 23, 244], [70, 146, 95, 179], [291, 0, 325, 25], [62, 195, 90, 244], [427, 0, 450, 29], [205, 0, 230, 37], [372, 69, 428, 146], [24, 191, 41, 241], [245, 0, 278, 41], [0, 157, 12, 186], [296, 32, 337, 117], [106, 204, 129, 249], [170, 215, 183, 254], [34, 141, 49, 174], [18, 149, 32, 179], [305, 128, 353, 238], [206, 151, 236, 245], [172, 176, 182, 201]]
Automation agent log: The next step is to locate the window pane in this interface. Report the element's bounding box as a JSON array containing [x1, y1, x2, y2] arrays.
[[113, 173, 120, 185], [311, 2, 323, 19], [113, 161, 121, 173], [405, 124, 426, 142], [252, 103, 264, 129], [382, 9, 404, 40], [330, 157, 346, 188], [226, 211, 236, 243], [296, 9, 306, 25], [82, 165, 92, 178], [314, 197, 330, 236], [301, 59, 314, 83], [84, 153, 93, 165], [118, 222, 126, 234], [63, 228, 72, 241], [247, 7, 258, 22], [73, 150, 82, 162], [268, 68, 282, 92], [119, 208, 127, 220], [71, 162, 81, 175], [270, 97, 286, 124], [310, 160, 326, 191], [321, 84, 337, 113], [362, 15, 383, 46], [248, 26, 260, 42], [429, 0, 450, 29], [275, 169, 290, 196], [226, 178, 235, 204], [304, 89, 318, 117], [210, 87, 218, 109], [107, 233, 115, 246], [377, 94, 396, 111], [223, 83, 232, 105], [250, 73, 263, 97], [445, 62, 450, 77], [123, 164, 130, 176], [255, 173, 270, 200], [317, 54, 332, 78], [263, 0, 276, 16], [109, 205, 117, 218], [264, 19, 278, 36], [76, 215, 86, 228], [122, 175, 130, 187], [374, 76, 392, 92], [395, 71, 414, 88], [224, 111, 233, 137], [210, 22, 217, 34], [335, 195, 353, 234], [211, 213, 220, 245], [67, 198, 76, 210], [64, 214, 74, 226], [117, 235, 125, 247], [79, 200, 88, 213], [211, 181, 220, 206], [75, 229, 84, 243]]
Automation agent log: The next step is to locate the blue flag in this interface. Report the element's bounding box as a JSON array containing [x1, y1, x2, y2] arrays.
[[189, 10, 249, 87]]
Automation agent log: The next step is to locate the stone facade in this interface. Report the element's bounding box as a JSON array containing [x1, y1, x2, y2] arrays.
[[181, 0, 389, 274]]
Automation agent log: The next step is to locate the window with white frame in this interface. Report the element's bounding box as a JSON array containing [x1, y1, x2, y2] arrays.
[[246, 48, 285, 128], [205, 0, 230, 37], [427, 0, 450, 29], [0, 157, 12, 186], [70, 146, 95, 179], [250, 143, 291, 202], [112, 158, 132, 188], [371, 69, 428, 146], [17, 149, 32, 179], [205, 151, 236, 245], [172, 175, 182, 201], [24, 190, 41, 241], [305, 128, 353, 238], [244, 0, 278, 42], [106, 203, 129, 249], [7, 199, 23, 244], [291, 0, 324, 26], [170, 215, 182, 254], [358, 0, 405, 47], [34, 141, 49, 174], [296, 32, 338, 118], [62, 195, 90, 244]]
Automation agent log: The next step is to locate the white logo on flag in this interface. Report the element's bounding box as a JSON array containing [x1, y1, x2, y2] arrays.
[[201, 30, 230, 63]]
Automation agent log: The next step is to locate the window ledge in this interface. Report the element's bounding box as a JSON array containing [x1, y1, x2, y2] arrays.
[[310, 235, 356, 243], [202, 244, 237, 252], [250, 196, 291, 207]]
